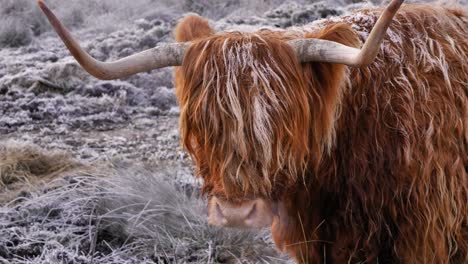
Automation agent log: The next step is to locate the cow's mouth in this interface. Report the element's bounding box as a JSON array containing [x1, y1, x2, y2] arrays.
[[207, 196, 278, 228]]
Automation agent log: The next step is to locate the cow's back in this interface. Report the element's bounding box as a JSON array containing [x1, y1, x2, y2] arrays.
[[313, 4, 467, 263]]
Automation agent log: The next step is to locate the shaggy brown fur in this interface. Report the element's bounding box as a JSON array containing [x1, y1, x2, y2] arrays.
[[175, 3, 467, 263]]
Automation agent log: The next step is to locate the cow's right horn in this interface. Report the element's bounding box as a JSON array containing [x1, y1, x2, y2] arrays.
[[289, 0, 404, 67], [38, 0, 189, 80]]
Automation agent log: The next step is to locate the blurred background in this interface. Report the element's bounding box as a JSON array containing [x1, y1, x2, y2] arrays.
[[0, 0, 401, 48]]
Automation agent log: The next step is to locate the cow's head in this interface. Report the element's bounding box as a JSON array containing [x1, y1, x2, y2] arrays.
[[177, 31, 312, 228], [38, 0, 404, 228]]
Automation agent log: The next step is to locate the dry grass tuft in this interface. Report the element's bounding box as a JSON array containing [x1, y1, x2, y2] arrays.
[[0, 141, 83, 204]]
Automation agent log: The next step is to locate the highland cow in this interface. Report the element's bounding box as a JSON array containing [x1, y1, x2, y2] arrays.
[[38, 0, 467, 262]]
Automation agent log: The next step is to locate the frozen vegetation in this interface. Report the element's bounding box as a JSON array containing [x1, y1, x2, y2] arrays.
[[0, 0, 466, 263], [0, 143, 281, 263]]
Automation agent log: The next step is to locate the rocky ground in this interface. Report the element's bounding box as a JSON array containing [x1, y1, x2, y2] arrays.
[[1, 0, 465, 263]]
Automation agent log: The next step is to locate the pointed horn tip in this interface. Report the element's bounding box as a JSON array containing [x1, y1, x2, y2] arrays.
[[389, 0, 405, 10], [37, 0, 49, 12]]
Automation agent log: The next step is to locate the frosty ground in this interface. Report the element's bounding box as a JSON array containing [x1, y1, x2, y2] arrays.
[[1, 0, 466, 263]]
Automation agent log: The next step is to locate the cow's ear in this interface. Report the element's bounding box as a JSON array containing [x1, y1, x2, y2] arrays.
[[174, 14, 214, 42], [303, 23, 360, 154]]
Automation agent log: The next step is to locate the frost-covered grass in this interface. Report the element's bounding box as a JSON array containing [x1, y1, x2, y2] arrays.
[[0, 143, 288, 263], [0, 17, 34, 48], [0, 0, 316, 48], [0, 0, 465, 49], [0, 0, 48, 48], [0, 0, 389, 49]]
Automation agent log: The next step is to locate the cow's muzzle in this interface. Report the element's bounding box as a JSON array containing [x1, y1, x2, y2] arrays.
[[207, 196, 275, 228]]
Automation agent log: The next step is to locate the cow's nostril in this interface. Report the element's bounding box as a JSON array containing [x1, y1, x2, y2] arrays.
[[215, 201, 228, 225], [215, 202, 223, 216], [246, 203, 257, 219], [244, 203, 257, 226]]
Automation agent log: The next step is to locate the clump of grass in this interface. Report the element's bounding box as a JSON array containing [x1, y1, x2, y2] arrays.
[[96, 165, 286, 263], [0, 141, 78, 186], [0, 141, 82, 204], [0, 16, 33, 48], [0, 0, 51, 48]]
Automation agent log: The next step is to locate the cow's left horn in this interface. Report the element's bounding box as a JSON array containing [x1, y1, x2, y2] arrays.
[[38, 0, 189, 80], [288, 0, 404, 67]]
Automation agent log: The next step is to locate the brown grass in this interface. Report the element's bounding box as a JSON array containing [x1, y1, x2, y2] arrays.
[[0, 141, 83, 204]]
